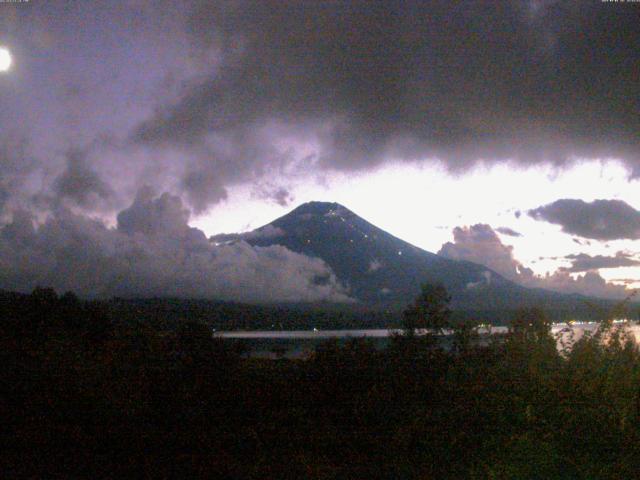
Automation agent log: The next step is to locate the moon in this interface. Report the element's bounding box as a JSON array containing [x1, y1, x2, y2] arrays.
[[0, 47, 13, 72]]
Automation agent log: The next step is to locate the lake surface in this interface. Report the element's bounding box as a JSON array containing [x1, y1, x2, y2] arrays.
[[215, 322, 639, 358], [216, 328, 405, 339], [215, 323, 612, 339]]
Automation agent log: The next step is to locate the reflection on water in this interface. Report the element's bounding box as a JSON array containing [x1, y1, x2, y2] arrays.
[[216, 329, 402, 339], [215, 322, 640, 359]]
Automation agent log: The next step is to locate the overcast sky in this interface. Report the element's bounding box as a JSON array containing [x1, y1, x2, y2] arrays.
[[0, 0, 639, 300]]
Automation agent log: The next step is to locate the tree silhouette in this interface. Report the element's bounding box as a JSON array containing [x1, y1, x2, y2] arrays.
[[508, 306, 552, 343], [402, 283, 451, 336]]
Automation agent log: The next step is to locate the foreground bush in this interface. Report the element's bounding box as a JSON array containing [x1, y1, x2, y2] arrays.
[[2, 289, 640, 478]]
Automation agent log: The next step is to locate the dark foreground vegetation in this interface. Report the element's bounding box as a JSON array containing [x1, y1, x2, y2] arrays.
[[3, 288, 640, 478]]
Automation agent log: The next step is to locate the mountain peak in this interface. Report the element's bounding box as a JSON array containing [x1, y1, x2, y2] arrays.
[[289, 201, 349, 216]]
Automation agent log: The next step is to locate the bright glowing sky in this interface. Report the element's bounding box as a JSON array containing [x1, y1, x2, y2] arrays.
[[195, 159, 640, 289]]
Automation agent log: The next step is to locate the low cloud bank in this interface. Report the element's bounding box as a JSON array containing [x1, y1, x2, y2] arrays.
[[439, 224, 632, 299], [0, 190, 352, 303]]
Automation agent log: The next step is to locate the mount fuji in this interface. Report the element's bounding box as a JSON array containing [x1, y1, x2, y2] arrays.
[[212, 201, 594, 314]]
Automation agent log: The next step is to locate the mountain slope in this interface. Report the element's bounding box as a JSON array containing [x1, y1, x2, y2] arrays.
[[214, 201, 597, 312]]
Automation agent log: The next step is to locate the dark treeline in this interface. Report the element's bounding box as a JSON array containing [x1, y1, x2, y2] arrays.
[[105, 296, 620, 331], [3, 287, 640, 478], [107, 297, 401, 331]]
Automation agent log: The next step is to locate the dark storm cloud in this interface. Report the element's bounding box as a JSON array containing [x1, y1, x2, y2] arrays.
[[0, 135, 38, 217], [561, 252, 640, 273], [136, 122, 298, 214], [529, 199, 640, 240], [117, 187, 191, 237], [496, 227, 522, 237], [53, 149, 112, 210], [180, 167, 229, 214], [1, 0, 637, 217], [126, 0, 640, 211], [439, 223, 631, 299], [251, 185, 294, 207], [266, 187, 293, 207], [0, 191, 352, 303]]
